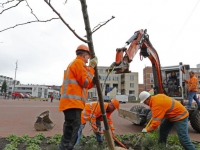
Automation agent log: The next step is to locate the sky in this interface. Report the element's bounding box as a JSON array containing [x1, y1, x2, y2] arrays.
[[0, 0, 200, 85]]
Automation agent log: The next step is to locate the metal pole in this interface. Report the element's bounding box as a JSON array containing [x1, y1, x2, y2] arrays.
[[13, 60, 18, 93]]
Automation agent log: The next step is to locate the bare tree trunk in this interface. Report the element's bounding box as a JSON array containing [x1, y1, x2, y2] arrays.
[[80, 0, 115, 149]]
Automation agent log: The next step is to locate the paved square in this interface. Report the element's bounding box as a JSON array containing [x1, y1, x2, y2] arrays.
[[0, 98, 199, 142]]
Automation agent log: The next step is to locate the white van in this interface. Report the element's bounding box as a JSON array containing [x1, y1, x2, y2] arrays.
[[116, 95, 128, 104]]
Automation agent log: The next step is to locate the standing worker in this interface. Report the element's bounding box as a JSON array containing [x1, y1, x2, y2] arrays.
[[50, 95, 54, 103], [75, 99, 120, 146], [184, 71, 200, 110], [139, 91, 196, 150], [58, 44, 98, 150]]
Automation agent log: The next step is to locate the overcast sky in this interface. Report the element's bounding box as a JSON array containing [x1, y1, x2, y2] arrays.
[[1, 0, 200, 85]]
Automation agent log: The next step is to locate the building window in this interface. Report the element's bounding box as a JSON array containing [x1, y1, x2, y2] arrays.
[[130, 76, 134, 80], [150, 79, 154, 83], [198, 76, 200, 79], [112, 71, 116, 74], [199, 81, 200, 84], [150, 73, 153, 78], [130, 83, 134, 88], [99, 69, 103, 73], [151, 85, 154, 88], [107, 76, 110, 81], [101, 76, 105, 80], [129, 90, 135, 94], [113, 76, 118, 81]]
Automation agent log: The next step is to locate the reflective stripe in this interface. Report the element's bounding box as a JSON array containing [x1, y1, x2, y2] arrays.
[[87, 72, 93, 79], [166, 98, 175, 114], [83, 88, 87, 100], [149, 126, 153, 131], [62, 60, 75, 95], [63, 79, 78, 84], [152, 118, 162, 121], [110, 125, 114, 127], [108, 118, 111, 121], [63, 68, 70, 95], [169, 110, 188, 121], [91, 114, 96, 118], [61, 94, 87, 102], [83, 109, 88, 120], [90, 102, 93, 109], [189, 82, 197, 84], [83, 78, 89, 88]]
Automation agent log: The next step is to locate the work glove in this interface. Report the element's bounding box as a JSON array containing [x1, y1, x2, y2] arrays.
[[89, 56, 98, 68], [92, 75, 101, 84], [142, 128, 147, 133]]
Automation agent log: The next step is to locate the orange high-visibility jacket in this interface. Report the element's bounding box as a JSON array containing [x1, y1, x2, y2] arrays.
[[59, 56, 95, 111], [185, 76, 198, 92], [81, 102, 114, 130], [147, 94, 188, 132]]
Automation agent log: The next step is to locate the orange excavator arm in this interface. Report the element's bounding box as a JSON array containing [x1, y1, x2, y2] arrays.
[[109, 29, 164, 94]]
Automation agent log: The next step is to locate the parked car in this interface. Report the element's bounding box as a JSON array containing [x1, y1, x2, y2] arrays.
[[11, 92, 24, 98], [91, 96, 98, 101], [116, 95, 128, 104], [27, 93, 33, 98], [23, 94, 30, 98]]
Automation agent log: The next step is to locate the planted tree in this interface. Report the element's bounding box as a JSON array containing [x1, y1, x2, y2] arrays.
[[1, 80, 7, 93]]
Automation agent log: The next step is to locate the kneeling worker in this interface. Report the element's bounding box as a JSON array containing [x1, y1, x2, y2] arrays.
[[75, 99, 120, 145], [139, 91, 195, 150]]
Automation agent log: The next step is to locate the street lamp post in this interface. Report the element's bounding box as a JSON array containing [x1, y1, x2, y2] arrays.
[[13, 60, 18, 93]]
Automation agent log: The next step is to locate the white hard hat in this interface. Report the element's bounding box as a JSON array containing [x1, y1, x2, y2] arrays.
[[139, 91, 151, 103]]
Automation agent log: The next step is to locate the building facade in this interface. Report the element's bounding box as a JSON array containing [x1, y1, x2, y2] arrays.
[[143, 66, 154, 92], [88, 66, 139, 99], [9, 84, 59, 99], [0, 75, 20, 94]]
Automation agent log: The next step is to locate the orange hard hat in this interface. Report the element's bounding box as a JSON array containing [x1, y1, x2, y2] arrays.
[[76, 44, 90, 54], [111, 99, 120, 110]]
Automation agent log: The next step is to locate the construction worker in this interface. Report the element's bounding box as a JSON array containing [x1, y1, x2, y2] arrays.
[[184, 71, 200, 110], [139, 91, 196, 150], [75, 99, 120, 146], [58, 44, 98, 150]]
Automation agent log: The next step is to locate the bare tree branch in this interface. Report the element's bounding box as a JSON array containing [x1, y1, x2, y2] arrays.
[[0, 18, 59, 32], [44, 0, 89, 43], [0, 0, 24, 14], [0, 0, 15, 8], [64, 0, 67, 5], [84, 16, 115, 37], [25, 0, 39, 21]]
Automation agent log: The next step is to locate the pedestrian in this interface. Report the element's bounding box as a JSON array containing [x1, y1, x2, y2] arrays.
[[139, 91, 196, 150], [50, 95, 54, 102], [58, 44, 98, 150], [75, 99, 120, 146], [184, 71, 200, 110]]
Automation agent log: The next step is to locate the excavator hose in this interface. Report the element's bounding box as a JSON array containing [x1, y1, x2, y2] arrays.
[[112, 133, 127, 149]]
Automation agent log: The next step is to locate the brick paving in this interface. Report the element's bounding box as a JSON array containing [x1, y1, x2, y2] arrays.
[[0, 98, 199, 142]]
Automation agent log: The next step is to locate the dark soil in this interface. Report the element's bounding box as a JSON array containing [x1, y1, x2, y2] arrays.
[[0, 134, 199, 150], [0, 137, 57, 150]]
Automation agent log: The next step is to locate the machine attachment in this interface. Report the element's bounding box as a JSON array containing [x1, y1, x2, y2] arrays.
[[34, 111, 55, 131]]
